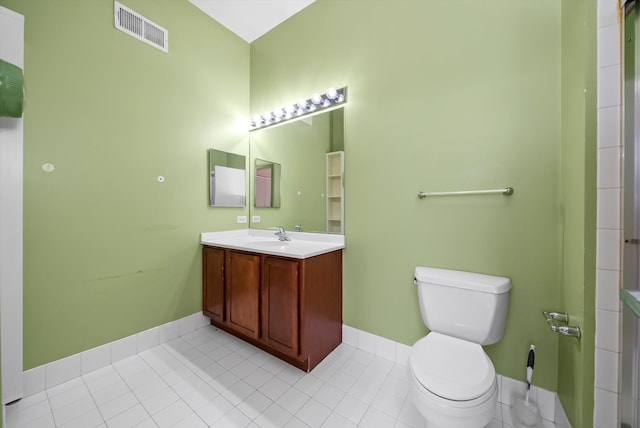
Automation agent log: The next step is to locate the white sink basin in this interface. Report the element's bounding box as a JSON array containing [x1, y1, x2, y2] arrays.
[[251, 240, 290, 247], [200, 229, 344, 259]]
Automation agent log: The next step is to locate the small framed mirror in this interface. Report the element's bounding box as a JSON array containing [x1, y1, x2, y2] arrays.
[[208, 149, 246, 207], [255, 159, 281, 208]]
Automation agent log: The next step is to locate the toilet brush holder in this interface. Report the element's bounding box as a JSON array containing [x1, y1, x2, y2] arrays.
[[511, 344, 543, 428], [510, 396, 543, 428]]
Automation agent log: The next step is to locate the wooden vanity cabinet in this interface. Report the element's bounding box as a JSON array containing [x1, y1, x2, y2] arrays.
[[202, 245, 342, 372]]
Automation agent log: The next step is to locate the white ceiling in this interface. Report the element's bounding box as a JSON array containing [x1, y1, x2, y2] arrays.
[[188, 0, 316, 43]]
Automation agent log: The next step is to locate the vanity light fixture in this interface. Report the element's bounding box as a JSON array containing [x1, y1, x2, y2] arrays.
[[249, 87, 347, 131]]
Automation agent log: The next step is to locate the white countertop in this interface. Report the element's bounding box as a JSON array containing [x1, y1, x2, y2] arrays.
[[200, 229, 345, 259]]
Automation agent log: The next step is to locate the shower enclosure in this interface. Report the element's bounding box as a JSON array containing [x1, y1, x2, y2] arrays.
[[622, 2, 640, 427]]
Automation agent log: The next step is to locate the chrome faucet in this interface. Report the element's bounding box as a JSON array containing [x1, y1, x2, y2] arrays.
[[275, 226, 291, 241]]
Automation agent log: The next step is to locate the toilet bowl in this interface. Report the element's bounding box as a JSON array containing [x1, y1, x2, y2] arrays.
[[408, 333, 498, 428], [409, 267, 511, 428]]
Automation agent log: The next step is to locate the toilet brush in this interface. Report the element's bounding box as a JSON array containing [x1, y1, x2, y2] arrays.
[[525, 344, 534, 404], [511, 344, 543, 428]]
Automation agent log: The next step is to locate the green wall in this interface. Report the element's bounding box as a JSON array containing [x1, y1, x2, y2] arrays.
[[0, 0, 250, 369], [557, 0, 597, 426], [252, 0, 564, 390]]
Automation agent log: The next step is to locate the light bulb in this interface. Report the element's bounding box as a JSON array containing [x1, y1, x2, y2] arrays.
[[263, 112, 276, 123], [326, 88, 338, 100], [311, 93, 323, 105]]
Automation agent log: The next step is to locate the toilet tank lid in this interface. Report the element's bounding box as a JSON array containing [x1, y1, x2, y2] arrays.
[[414, 266, 511, 294]]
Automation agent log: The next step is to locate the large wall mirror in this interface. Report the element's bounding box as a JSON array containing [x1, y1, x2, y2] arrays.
[[208, 149, 246, 207], [249, 108, 344, 234]]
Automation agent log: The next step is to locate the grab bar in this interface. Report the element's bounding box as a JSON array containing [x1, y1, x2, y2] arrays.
[[417, 187, 514, 199]]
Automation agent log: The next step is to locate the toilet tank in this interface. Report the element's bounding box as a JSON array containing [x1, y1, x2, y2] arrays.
[[414, 266, 511, 345]]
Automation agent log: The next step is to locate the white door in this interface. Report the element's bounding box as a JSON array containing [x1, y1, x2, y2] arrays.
[[0, 5, 24, 404]]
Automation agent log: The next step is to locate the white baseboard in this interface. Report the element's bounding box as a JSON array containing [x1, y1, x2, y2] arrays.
[[21, 312, 210, 397], [341, 324, 571, 428]]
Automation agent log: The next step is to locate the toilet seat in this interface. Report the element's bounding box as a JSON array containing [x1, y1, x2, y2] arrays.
[[409, 333, 496, 401]]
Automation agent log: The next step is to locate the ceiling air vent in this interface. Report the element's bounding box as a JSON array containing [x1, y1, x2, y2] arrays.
[[114, 1, 168, 53]]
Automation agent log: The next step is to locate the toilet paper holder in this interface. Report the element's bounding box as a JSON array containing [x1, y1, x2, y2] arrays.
[[542, 311, 581, 339]]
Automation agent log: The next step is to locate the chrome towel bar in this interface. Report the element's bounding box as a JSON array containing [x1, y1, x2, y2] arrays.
[[417, 187, 514, 199]]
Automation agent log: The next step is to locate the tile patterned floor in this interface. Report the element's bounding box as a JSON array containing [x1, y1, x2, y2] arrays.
[[5, 325, 539, 427]]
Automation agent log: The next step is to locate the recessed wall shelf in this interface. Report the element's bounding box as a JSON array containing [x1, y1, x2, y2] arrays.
[[326, 151, 344, 234]]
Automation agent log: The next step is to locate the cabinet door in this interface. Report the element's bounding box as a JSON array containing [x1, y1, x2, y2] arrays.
[[226, 251, 260, 339], [202, 247, 225, 323], [262, 257, 299, 357]]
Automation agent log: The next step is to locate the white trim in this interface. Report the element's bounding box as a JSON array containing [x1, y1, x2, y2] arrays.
[[20, 313, 209, 396]]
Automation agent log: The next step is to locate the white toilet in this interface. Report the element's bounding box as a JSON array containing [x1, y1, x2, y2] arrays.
[[408, 266, 511, 428]]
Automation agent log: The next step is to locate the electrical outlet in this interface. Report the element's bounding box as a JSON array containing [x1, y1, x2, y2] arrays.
[[251, 215, 261, 223], [237, 215, 247, 224]]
